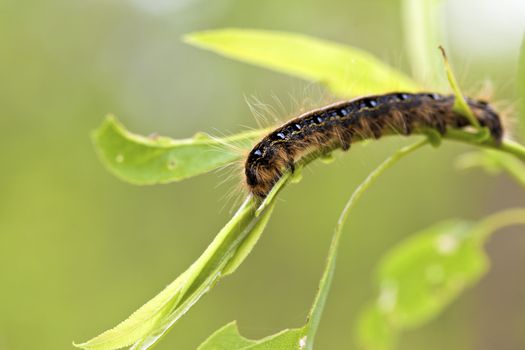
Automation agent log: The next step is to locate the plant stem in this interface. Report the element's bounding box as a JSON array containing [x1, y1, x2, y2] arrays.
[[439, 46, 481, 129], [476, 208, 525, 242], [303, 139, 428, 350], [497, 139, 525, 161], [444, 130, 525, 161]]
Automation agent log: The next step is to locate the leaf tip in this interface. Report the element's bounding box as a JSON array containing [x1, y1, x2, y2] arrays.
[[71, 340, 87, 350], [102, 114, 122, 130], [92, 114, 120, 139], [182, 29, 218, 47], [181, 32, 197, 45], [183, 28, 245, 49]]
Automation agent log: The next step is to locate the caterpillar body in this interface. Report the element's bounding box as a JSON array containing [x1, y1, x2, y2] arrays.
[[244, 92, 503, 198]]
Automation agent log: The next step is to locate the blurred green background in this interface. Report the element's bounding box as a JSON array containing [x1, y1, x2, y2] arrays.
[[1, 0, 524, 349]]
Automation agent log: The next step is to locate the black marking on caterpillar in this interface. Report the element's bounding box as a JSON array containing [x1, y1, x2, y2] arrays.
[[245, 92, 503, 198]]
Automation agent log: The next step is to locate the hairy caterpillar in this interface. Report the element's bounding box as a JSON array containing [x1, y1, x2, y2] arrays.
[[244, 92, 503, 198]]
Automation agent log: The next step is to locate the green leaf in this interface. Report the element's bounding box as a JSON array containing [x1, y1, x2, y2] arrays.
[[519, 35, 525, 140], [75, 196, 276, 350], [357, 305, 397, 350], [197, 322, 257, 350], [247, 329, 304, 350], [198, 322, 305, 350], [92, 115, 265, 185], [377, 221, 487, 327], [357, 221, 489, 350], [357, 208, 525, 350], [184, 29, 419, 98]]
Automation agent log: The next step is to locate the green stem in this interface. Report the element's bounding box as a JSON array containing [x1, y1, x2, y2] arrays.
[[497, 139, 525, 161], [439, 46, 481, 129], [477, 208, 525, 242], [303, 139, 428, 349], [444, 130, 525, 161]]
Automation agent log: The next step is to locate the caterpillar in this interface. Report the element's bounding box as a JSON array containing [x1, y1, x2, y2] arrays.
[[244, 92, 503, 198]]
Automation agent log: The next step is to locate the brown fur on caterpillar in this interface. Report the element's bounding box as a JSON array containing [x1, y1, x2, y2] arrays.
[[245, 92, 503, 198]]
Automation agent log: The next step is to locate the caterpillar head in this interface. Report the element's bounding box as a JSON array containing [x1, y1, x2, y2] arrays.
[[244, 142, 287, 198]]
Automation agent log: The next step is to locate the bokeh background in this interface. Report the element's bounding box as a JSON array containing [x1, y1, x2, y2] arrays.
[[1, 0, 524, 349]]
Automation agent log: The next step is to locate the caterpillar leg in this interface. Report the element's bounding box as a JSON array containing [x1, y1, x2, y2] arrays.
[[422, 128, 443, 147], [287, 158, 295, 173]]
